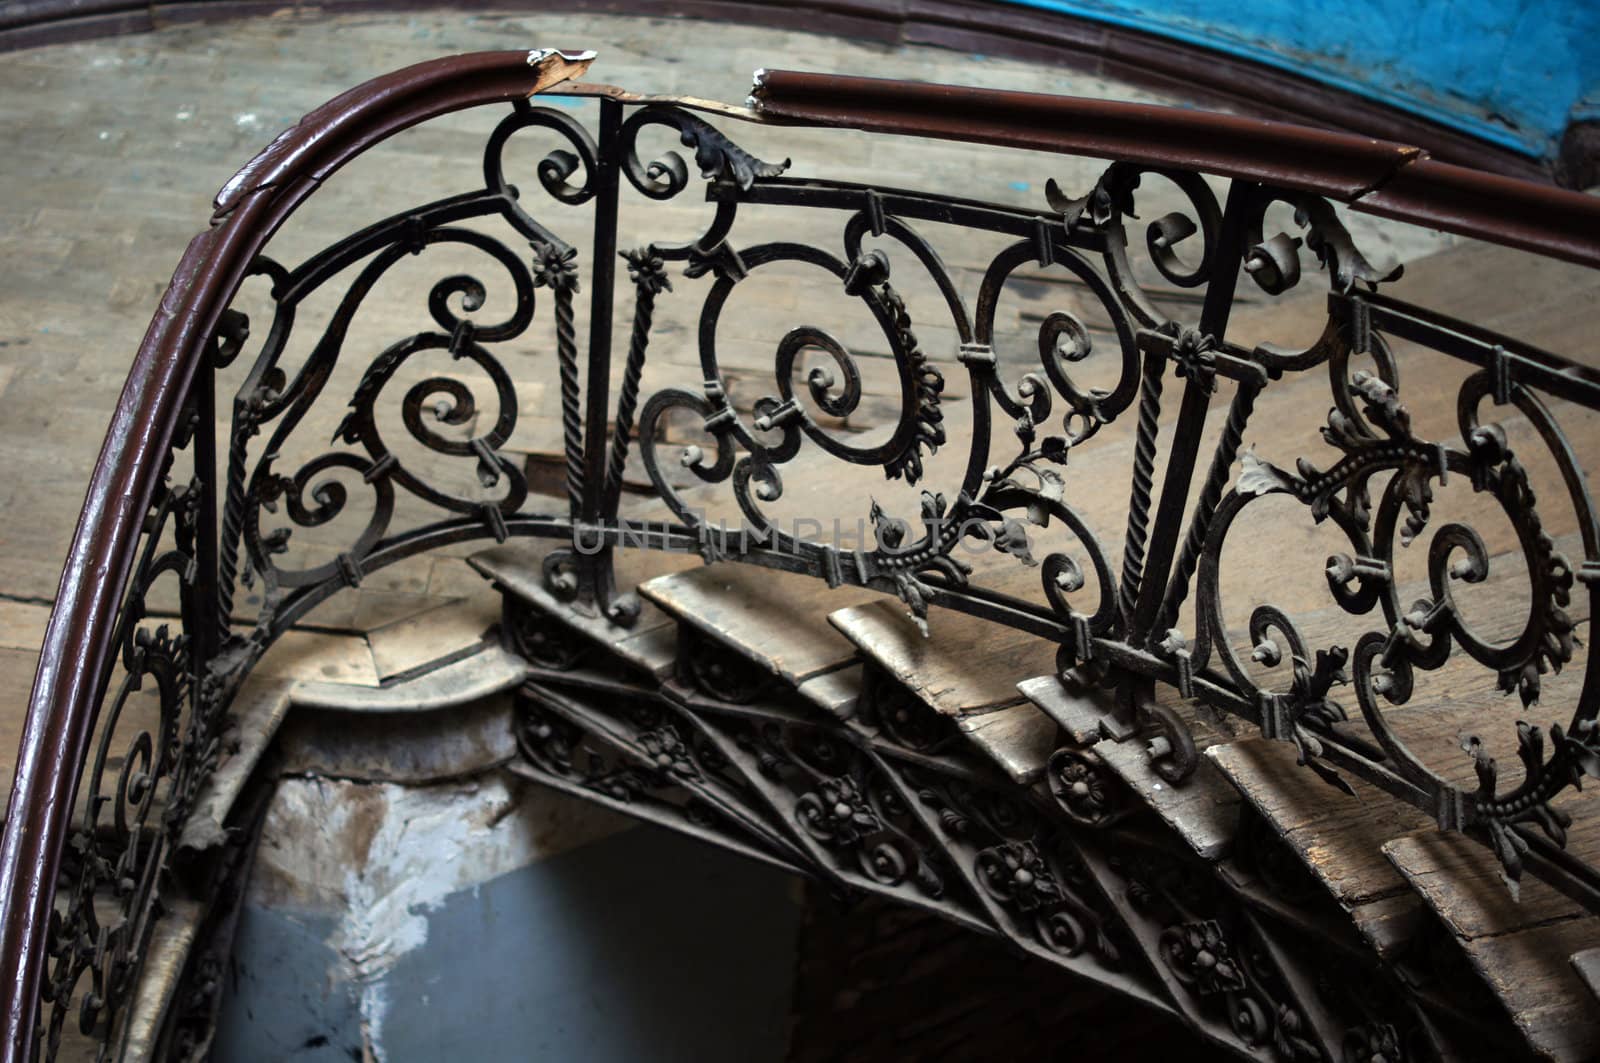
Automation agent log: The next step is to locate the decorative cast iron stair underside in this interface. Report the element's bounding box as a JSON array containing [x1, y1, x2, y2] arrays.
[[461, 233, 1600, 1063]]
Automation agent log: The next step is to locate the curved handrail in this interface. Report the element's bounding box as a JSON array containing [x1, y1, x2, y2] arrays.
[[0, 47, 593, 1060], [0, 0, 1574, 187], [749, 69, 1600, 268], [4, 48, 1600, 1060]]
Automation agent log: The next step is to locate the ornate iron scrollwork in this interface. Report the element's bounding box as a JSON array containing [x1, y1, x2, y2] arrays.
[[38, 65, 1600, 1061], [40, 463, 219, 1060], [201, 86, 1600, 904], [913, 771, 1125, 965], [1047, 746, 1134, 828]]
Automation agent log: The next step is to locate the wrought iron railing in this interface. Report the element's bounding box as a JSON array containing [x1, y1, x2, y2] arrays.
[[4, 47, 1600, 1060]]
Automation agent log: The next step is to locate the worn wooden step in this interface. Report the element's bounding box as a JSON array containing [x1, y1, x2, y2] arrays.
[[289, 643, 527, 713], [637, 563, 878, 695], [1201, 738, 1435, 1014], [1385, 801, 1600, 1062], [477, 444, 881, 679], [1202, 737, 1529, 1055], [184, 597, 522, 849], [828, 591, 1061, 785], [472, 540, 693, 679], [119, 898, 204, 1062], [181, 673, 295, 852], [624, 541, 1411, 1060], [1207, 737, 1433, 955]]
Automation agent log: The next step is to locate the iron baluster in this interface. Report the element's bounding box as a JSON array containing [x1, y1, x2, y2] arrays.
[[581, 98, 624, 528], [1154, 369, 1265, 639], [605, 249, 670, 515], [1128, 180, 1259, 648], [1117, 345, 1165, 633], [545, 252, 584, 517]]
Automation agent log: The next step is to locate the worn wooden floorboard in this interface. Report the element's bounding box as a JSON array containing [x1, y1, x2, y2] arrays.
[[1094, 689, 1243, 860]]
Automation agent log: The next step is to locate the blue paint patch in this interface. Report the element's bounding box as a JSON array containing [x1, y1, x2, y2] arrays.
[[995, 0, 1600, 159], [1010, 180, 1031, 191]]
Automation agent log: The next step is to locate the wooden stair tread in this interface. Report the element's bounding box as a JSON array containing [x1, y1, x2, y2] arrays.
[[1018, 674, 1113, 744], [188, 643, 532, 851], [795, 662, 863, 722], [1453, 918, 1600, 1062], [289, 643, 528, 713], [1384, 792, 1600, 939], [1382, 802, 1600, 1061], [1207, 737, 1433, 949], [1094, 736, 1239, 860], [1571, 947, 1600, 1002], [1094, 727, 1241, 861], [362, 594, 500, 681], [180, 674, 294, 852], [829, 597, 1056, 717], [1017, 676, 1242, 858], [954, 702, 1058, 785], [828, 596, 1061, 781], [470, 540, 696, 678], [638, 563, 878, 685], [1384, 820, 1600, 1060], [119, 897, 204, 1061]]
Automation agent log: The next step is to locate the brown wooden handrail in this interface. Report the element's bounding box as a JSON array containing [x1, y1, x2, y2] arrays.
[[750, 69, 1600, 268], [4, 49, 1599, 1060]]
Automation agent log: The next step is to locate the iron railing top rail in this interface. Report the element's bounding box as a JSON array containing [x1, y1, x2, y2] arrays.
[[3, 47, 1599, 1060]]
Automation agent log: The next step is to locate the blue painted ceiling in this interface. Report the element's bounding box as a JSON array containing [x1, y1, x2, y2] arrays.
[[1004, 0, 1600, 159]]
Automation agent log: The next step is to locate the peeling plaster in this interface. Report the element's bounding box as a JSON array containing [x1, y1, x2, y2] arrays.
[[248, 774, 631, 1059]]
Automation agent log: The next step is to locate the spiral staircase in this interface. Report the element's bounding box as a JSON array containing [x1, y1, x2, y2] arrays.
[[7, 46, 1600, 1062]]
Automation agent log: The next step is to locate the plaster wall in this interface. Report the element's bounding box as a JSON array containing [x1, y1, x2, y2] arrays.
[[215, 774, 802, 1062]]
